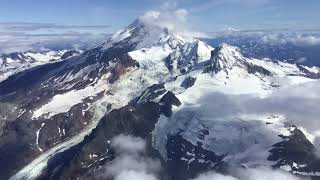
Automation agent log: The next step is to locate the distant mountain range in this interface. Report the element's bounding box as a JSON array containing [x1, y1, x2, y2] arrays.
[[0, 50, 81, 82], [203, 30, 320, 66]]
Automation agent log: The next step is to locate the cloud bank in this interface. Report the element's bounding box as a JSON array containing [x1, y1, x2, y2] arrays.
[[210, 29, 320, 47], [0, 22, 111, 54], [0, 31, 108, 54]]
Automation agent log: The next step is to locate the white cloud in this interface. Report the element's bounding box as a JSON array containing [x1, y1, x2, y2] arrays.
[[290, 35, 320, 46], [193, 167, 306, 180], [192, 172, 238, 180], [243, 81, 320, 132], [233, 167, 304, 180], [0, 32, 106, 54], [191, 80, 320, 138], [159, 80, 320, 159], [139, 8, 209, 39], [139, 9, 189, 33], [115, 170, 158, 180], [211, 30, 320, 47], [111, 134, 146, 154], [255, 32, 320, 46], [0, 22, 111, 54], [101, 135, 161, 180]]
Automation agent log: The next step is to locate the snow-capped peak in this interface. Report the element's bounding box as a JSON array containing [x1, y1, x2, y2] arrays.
[[205, 43, 246, 73], [102, 17, 193, 51], [164, 40, 214, 74]]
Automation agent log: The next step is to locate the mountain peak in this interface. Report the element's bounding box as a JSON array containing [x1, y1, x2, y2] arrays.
[[211, 43, 243, 61], [211, 44, 244, 70], [206, 44, 245, 73], [102, 20, 182, 50], [102, 12, 195, 51], [203, 43, 273, 77]]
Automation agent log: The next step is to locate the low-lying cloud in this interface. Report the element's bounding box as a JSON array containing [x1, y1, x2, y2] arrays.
[[192, 167, 306, 180], [0, 31, 108, 54], [259, 32, 320, 46], [242, 81, 320, 133], [101, 135, 162, 180], [0, 22, 111, 54], [186, 80, 320, 148], [191, 171, 238, 180], [210, 30, 320, 46]]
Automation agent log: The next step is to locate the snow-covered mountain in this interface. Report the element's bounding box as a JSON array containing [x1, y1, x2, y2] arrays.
[[0, 50, 81, 82], [1, 17, 320, 180]]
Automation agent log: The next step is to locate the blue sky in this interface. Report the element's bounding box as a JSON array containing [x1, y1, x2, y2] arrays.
[[0, 0, 319, 33]]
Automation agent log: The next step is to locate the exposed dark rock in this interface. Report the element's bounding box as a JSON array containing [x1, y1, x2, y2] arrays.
[[159, 91, 182, 117], [130, 83, 166, 105], [60, 50, 80, 60], [166, 134, 226, 180], [0, 119, 40, 179], [160, 91, 181, 107], [164, 55, 174, 72], [0, 41, 141, 179], [180, 76, 196, 89], [245, 63, 272, 76], [202, 46, 227, 74], [270, 82, 280, 88], [268, 127, 320, 175], [202, 45, 272, 77], [40, 91, 181, 180], [297, 65, 320, 79], [108, 54, 139, 83], [165, 42, 200, 74], [0, 60, 66, 96], [0, 95, 101, 179], [0, 52, 36, 65]]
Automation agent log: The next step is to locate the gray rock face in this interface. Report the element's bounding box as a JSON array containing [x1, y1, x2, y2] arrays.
[[60, 50, 80, 60], [39, 91, 181, 180], [268, 126, 320, 177], [180, 76, 196, 89], [203, 44, 271, 76], [0, 38, 139, 179]]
